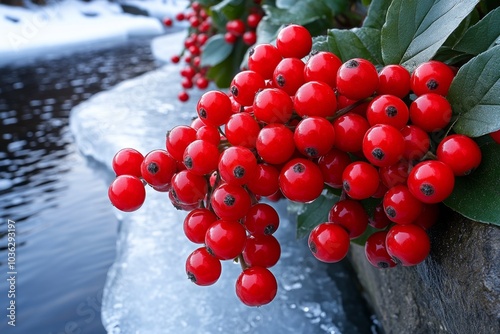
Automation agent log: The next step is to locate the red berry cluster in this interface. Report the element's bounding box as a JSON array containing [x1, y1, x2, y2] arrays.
[[107, 24, 488, 305], [169, 2, 213, 102], [224, 9, 262, 46]]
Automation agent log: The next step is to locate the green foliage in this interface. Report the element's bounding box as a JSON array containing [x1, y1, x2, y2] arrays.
[[444, 142, 500, 226], [296, 193, 339, 239], [200, 35, 234, 67]]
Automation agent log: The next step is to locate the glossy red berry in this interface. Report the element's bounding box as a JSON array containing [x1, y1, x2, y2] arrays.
[[112, 148, 144, 177], [407, 160, 455, 204], [293, 81, 337, 118], [253, 88, 293, 124], [186, 247, 222, 286], [409, 93, 452, 132], [140, 149, 177, 188], [183, 208, 218, 244], [400, 125, 430, 161], [273, 58, 305, 95], [294, 116, 335, 158], [308, 223, 350, 263], [197, 90, 233, 127], [178, 91, 189, 102], [243, 235, 281, 268], [248, 44, 282, 80], [366, 94, 409, 129], [304, 51, 342, 88], [196, 125, 220, 146], [337, 58, 379, 100], [210, 183, 252, 221], [243, 203, 280, 236], [276, 24, 312, 59], [230, 70, 266, 107], [205, 219, 247, 260], [386, 224, 431, 266], [317, 148, 352, 189], [377, 64, 411, 98], [256, 123, 295, 164], [243, 31, 257, 46], [411, 60, 455, 96], [224, 32, 237, 44], [171, 170, 208, 205], [247, 13, 262, 29], [342, 161, 380, 200], [236, 267, 278, 307], [362, 124, 405, 167], [218, 146, 258, 186], [225, 113, 260, 148], [436, 134, 482, 176], [328, 199, 368, 239], [383, 185, 423, 224], [246, 164, 280, 197], [166, 125, 197, 162], [369, 203, 392, 229], [364, 231, 397, 268], [226, 19, 245, 36], [279, 158, 324, 203], [332, 113, 370, 153], [183, 139, 219, 176], [108, 175, 146, 212]]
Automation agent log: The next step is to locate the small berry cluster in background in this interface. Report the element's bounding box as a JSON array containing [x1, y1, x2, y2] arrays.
[[107, 22, 498, 306]]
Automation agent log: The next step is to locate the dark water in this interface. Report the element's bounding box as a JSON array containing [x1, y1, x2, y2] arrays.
[[0, 38, 162, 334]]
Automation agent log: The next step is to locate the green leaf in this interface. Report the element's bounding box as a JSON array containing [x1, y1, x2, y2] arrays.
[[362, 0, 391, 30], [200, 35, 233, 67], [211, 0, 245, 21], [381, 0, 479, 71], [276, 0, 295, 9], [453, 6, 500, 55], [448, 46, 500, 137], [296, 193, 339, 239], [206, 38, 248, 88], [263, 0, 334, 26], [443, 142, 500, 226], [350, 225, 378, 246], [312, 27, 382, 64]]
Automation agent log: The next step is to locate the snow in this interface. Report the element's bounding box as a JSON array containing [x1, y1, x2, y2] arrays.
[[70, 46, 372, 332], [0, 0, 187, 67]]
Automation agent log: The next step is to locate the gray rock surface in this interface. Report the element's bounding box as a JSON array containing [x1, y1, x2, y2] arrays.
[[348, 208, 500, 334]]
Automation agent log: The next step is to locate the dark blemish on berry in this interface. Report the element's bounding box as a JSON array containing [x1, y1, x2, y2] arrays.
[[187, 271, 196, 283], [264, 224, 276, 235], [249, 47, 255, 57], [309, 241, 317, 254], [426, 79, 438, 90], [386, 106, 397, 117], [224, 194, 236, 206], [234, 166, 245, 178], [378, 262, 390, 269], [199, 107, 207, 119], [305, 147, 318, 157], [420, 183, 435, 196], [147, 162, 159, 174], [231, 85, 239, 96], [184, 156, 193, 169], [385, 206, 396, 218], [343, 180, 351, 192], [372, 148, 385, 161], [276, 74, 285, 87], [346, 59, 359, 68], [293, 163, 305, 173]]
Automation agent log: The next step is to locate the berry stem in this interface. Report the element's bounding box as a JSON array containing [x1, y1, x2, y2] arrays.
[[329, 97, 372, 122], [237, 253, 249, 271]]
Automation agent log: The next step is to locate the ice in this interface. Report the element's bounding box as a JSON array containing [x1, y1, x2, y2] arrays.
[[70, 37, 371, 334]]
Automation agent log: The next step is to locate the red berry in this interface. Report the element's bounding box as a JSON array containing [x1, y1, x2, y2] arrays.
[[243, 31, 257, 46], [273, 58, 305, 95], [337, 58, 379, 100], [366, 94, 409, 130], [400, 125, 430, 161], [411, 60, 455, 96], [175, 12, 185, 21], [276, 24, 312, 59], [362, 124, 405, 167], [247, 13, 262, 29], [293, 81, 337, 118], [225, 113, 260, 148], [178, 91, 189, 102], [308, 223, 350, 263], [243, 234, 281, 268], [226, 19, 246, 36], [379, 160, 410, 188], [108, 175, 146, 212], [248, 44, 282, 80], [332, 113, 370, 153], [112, 148, 144, 177], [256, 123, 295, 164], [386, 224, 431, 266], [383, 185, 423, 224], [210, 183, 252, 221], [197, 90, 232, 127], [407, 160, 455, 204], [171, 55, 180, 63], [195, 76, 209, 89], [490, 129, 500, 144], [224, 32, 237, 44], [196, 125, 220, 146], [317, 148, 352, 189], [293, 116, 335, 158], [342, 161, 380, 200], [183, 139, 219, 176], [436, 134, 482, 176], [218, 146, 258, 186], [243, 203, 280, 235], [246, 164, 280, 197], [205, 219, 247, 260], [377, 65, 411, 98], [409, 93, 452, 132], [364, 231, 397, 268], [171, 170, 208, 205], [236, 267, 278, 307], [328, 199, 368, 239], [166, 125, 197, 162], [183, 208, 218, 244], [414, 203, 440, 230], [186, 247, 222, 286], [279, 158, 324, 203], [140, 149, 177, 188], [253, 88, 293, 124], [304, 51, 342, 88], [369, 203, 392, 229], [230, 70, 266, 106]]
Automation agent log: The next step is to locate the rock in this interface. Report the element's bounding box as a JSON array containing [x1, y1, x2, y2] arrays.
[[348, 207, 500, 333]]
